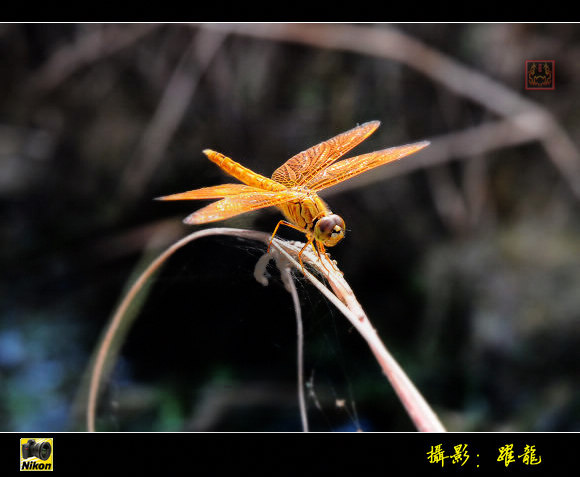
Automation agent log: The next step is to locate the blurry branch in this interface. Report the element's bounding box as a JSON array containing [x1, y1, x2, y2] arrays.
[[199, 23, 580, 200], [89, 216, 185, 261], [320, 114, 553, 197], [26, 24, 160, 93], [85, 227, 445, 432], [427, 165, 470, 235], [120, 29, 228, 200]]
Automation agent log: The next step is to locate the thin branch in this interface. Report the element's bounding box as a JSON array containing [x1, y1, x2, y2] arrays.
[[281, 263, 308, 432], [254, 251, 308, 431], [27, 24, 160, 93], [86, 227, 445, 432], [270, 241, 446, 432], [120, 29, 228, 199], [86, 227, 270, 432]]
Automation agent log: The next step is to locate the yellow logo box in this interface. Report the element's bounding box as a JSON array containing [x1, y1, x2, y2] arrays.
[[20, 438, 53, 471]]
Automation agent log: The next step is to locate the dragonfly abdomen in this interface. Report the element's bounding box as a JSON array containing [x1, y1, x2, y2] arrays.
[[203, 149, 285, 192]]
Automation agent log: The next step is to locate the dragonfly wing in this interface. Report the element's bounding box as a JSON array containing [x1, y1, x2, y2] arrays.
[[184, 190, 304, 224], [271, 120, 381, 187], [307, 141, 430, 192], [156, 183, 267, 201]]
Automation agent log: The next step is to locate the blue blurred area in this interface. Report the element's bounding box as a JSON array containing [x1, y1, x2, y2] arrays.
[[0, 316, 82, 430]]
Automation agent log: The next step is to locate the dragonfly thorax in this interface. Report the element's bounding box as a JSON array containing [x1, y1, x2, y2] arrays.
[[314, 214, 345, 247]]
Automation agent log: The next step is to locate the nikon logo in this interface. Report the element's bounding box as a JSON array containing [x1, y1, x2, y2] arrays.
[[20, 438, 53, 472], [21, 461, 52, 470]]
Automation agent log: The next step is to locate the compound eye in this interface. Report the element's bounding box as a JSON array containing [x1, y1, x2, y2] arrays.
[[316, 214, 345, 245]]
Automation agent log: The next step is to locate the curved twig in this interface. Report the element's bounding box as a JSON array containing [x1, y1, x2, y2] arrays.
[[254, 249, 308, 431], [271, 241, 445, 432], [86, 227, 445, 432], [86, 227, 270, 432]]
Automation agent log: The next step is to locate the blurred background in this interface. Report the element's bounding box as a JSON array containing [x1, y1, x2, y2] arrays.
[[1, 23, 579, 432]]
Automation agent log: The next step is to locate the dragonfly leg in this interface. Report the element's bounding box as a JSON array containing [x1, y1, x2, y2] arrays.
[[315, 241, 341, 274], [267, 220, 321, 274], [267, 220, 306, 253], [297, 238, 315, 274], [313, 241, 331, 274]]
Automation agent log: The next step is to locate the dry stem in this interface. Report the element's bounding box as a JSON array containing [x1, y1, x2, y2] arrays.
[[86, 227, 445, 432]]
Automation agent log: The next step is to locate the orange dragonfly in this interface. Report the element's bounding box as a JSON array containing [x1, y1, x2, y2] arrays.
[[158, 121, 429, 270]]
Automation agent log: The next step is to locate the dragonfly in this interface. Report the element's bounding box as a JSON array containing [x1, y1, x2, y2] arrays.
[[157, 121, 429, 271]]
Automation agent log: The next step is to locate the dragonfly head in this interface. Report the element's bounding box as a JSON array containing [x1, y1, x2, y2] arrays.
[[314, 214, 345, 247]]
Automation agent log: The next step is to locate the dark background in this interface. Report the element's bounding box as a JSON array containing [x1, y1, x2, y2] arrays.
[[1, 23, 579, 432]]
